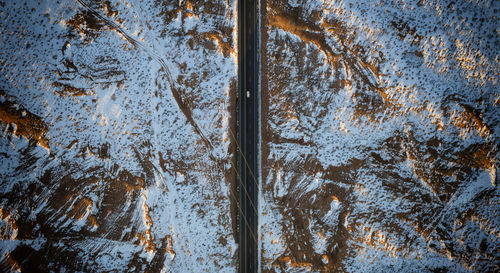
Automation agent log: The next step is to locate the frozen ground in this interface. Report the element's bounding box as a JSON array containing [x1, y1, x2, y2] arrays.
[[0, 0, 238, 271], [1, 0, 499, 272], [260, 0, 499, 272]]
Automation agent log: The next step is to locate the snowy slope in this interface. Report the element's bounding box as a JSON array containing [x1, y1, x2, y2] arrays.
[[0, 0, 238, 271], [260, 0, 499, 272]]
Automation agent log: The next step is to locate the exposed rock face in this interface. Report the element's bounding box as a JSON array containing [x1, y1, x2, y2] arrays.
[[260, 0, 499, 272], [0, 0, 237, 271], [1, 0, 498, 272]]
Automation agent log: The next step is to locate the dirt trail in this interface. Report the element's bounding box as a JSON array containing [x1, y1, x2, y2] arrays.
[[76, 0, 214, 152]]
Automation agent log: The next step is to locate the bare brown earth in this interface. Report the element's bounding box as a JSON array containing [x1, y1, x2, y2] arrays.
[[0, 0, 237, 271], [260, 0, 498, 272], [0, 98, 49, 149]]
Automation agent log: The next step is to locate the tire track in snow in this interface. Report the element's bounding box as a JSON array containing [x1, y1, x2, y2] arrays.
[[75, 0, 214, 152]]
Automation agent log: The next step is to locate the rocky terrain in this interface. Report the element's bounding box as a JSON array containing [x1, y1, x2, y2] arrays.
[[1, 0, 499, 272], [260, 0, 499, 272], [0, 0, 238, 271]]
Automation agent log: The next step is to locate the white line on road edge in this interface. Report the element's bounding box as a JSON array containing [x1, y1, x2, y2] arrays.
[[257, 0, 262, 272]]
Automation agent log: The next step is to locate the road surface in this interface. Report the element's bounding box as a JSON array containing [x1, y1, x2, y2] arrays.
[[238, 0, 259, 272]]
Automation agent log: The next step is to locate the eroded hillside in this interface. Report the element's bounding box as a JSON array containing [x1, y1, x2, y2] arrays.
[[260, 0, 499, 272], [0, 0, 238, 271]]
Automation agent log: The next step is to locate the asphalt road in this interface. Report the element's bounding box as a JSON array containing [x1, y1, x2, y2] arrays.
[[238, 0, 259, 272]]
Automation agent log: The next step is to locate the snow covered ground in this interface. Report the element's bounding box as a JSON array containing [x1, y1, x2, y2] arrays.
[[1, 0, 498, 272], [260, 0, 499, 272], [0, 0, 238, 271]]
